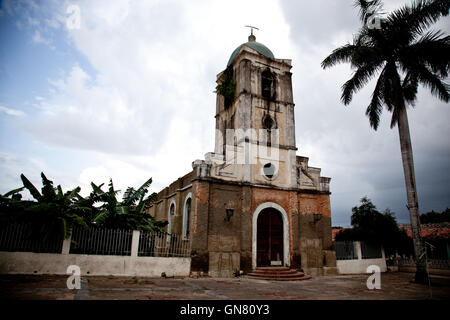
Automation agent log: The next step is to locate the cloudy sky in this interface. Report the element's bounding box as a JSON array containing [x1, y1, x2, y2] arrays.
[[0, 0, 449, 227]]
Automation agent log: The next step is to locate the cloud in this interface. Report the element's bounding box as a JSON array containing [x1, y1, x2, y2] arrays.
[[1, 0, 449, 227], [0, 106, 25, 116], [26, 64, 153, 155], [20, 0, 291, 183], [0, 152, 47, 198], [32, 30, 50, 44]]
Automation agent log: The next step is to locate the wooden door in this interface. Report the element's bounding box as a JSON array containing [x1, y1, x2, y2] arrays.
[[257, 209, 283, 266]]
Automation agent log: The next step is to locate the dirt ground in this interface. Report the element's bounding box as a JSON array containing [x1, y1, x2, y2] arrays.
[[0, 271, 449, 300]]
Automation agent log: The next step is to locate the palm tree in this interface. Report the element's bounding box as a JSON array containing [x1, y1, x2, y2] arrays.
[[321, 0, 449, 283]]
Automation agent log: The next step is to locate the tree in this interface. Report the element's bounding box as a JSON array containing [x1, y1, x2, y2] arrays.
[[216, 66, 236, 109], [1, 173, 167, 241], [1, 173, 91, 240], [0, 187, 27, 223], [420, 208, 450, 223], [335, 197, 413, 256], [321, 0, 449, 283], [80, 177, 168, 232]]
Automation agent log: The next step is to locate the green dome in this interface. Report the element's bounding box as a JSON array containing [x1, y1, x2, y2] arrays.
[[227, 38, 274, 67]]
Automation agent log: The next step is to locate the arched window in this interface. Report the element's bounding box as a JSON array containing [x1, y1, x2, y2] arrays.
[[182, 194, 192, 240], [167, 201, 176, 235], [261, 69, 275, 100]]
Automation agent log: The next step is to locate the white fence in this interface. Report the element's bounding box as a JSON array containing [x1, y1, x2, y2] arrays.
[[0, 224, 191, 277], [334, 241, 387, 274]]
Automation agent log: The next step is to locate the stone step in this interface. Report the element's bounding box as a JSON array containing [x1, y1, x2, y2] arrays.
[[249, 272, 305, 278], [248, 270, 305, 277], [255, 267, 291, 272], [247, 273, 312, 281], [252, 269, 301, 276], [247, 267, 311, 281]]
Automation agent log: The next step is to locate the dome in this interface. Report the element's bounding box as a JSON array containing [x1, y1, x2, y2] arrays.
[[227, 35, 275, 67]]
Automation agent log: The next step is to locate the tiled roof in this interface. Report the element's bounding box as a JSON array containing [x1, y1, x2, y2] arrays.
[[332, 222, 450, 240], [399, 222, 450, 239]]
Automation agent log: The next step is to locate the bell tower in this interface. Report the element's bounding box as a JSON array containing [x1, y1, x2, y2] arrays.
[[207, 33, 298, 189]]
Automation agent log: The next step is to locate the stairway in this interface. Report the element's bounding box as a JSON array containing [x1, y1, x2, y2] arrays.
[[247, 267, 312, 281]]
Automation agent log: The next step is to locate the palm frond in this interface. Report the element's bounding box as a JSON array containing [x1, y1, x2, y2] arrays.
[[3, 187, 25, 198], [123, 178, 153, 207], [93, 210, 109, 225], [134, 192, 147, 215], [145, 192, 157, 203], [108, 179, 115, 196], [40, 172, 57, 201], [321, 44, 357, 69], [341, 63, 381, 105], [122, 187, 136, 204], [67, 212, 89, 230], [386, 0, 449, 43], [365, 67, 386, 130], [402, 72, 419, 106], [20, 174, 42, 201], [381, 61, 402, 113], [400, 31, 450, 77], [415, 64, 450, 102], [56, 185, 64, 200], [65, 186, 82, 202], [90, 182, 105, 195]]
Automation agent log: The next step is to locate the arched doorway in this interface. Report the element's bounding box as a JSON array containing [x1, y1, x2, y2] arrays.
[[257, 208, 283, 266], [252, 202, 289, 270]]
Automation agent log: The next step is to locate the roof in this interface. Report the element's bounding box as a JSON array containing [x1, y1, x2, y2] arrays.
[[227, 36, 275, 67], [332, 228, 350, 240], [400, 222, 450, 240]]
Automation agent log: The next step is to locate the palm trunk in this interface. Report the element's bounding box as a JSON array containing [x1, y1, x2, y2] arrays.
[[397, 105, 428, 284]]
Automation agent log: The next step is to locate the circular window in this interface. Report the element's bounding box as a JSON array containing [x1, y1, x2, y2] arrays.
[[262, 162, 277, 180], [262, 114, 276, 130]]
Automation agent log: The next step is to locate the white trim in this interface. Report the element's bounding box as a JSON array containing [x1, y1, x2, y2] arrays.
[[167, 199, 176, 235], [252, 202, 289, 270], [260, 161, 279, 181], [182, 192, 192, 240]]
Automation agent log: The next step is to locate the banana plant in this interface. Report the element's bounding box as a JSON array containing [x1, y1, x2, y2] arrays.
[[16, 173, 90, 240], [2, 173, 167, 238], [0, 186, 29, 224], [87, 177, 167, 232]]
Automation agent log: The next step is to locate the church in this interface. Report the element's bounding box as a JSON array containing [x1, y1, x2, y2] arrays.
[[148, 32, 337, 277]]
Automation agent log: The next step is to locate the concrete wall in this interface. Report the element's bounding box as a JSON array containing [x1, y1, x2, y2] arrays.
[[0, 230, 191, 277], [337, 258, 387, 274], [336, 242, 387, 274], [0, 252, 191, 277]]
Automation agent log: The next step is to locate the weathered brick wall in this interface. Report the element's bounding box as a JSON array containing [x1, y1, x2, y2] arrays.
[[208, 184, 243, 276], [298, 192, 335, 272], [159, 175, 336, 276], [147, 171, 194, 235], [190, 180, 210, 272]]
